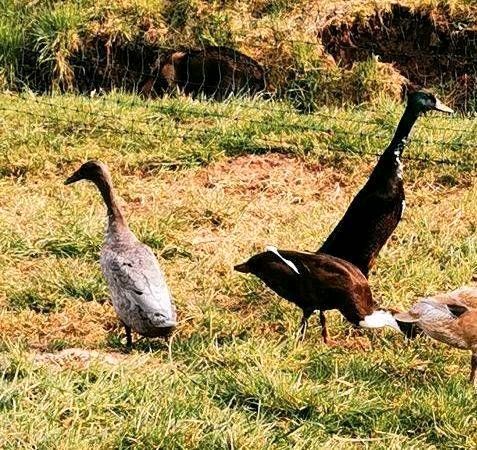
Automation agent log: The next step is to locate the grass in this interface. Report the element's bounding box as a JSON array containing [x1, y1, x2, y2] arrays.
[[0, 91, 477, 448]]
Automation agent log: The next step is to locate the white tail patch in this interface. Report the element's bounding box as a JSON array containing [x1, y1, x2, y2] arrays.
[[359, 310, 401, 332], [265, 246, 300, 274]]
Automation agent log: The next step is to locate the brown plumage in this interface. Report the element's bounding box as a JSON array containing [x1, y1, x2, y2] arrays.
[[142, 46, 266, 99], [396, 287, 477, 385], [235, 246, 401, 342]]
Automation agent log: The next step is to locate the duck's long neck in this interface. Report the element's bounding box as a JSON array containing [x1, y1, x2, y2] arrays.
[[94, 176, 128, 236], [387, 106, 420, 157], [370, 106, 420, 182]]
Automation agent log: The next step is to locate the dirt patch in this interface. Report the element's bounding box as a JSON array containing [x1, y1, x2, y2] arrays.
[[0, 301, 117, 350], [193, 153, 351, 199], [321, 3, 477, 109], [33, 348, 126, 368]]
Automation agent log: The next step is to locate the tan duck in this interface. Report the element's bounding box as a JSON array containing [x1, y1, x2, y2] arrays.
[[396, 287, 477, 385]]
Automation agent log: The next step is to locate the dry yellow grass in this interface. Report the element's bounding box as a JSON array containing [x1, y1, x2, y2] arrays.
[[2, 152, 476, 350]]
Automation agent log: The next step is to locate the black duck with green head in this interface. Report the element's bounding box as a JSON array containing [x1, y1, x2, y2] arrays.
[[319, 91, 453, 278]]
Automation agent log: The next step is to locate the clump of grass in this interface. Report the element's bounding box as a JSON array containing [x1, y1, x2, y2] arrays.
[[8, 287, 61, 313], [0, 19, 24, 89], [32, 3, 85, 91], [288, 54, 406, 111], [252, 0, 300, 17], [346, 56, 406, 104], [193, 10, 235, 47], [162, 0, 196, 30]]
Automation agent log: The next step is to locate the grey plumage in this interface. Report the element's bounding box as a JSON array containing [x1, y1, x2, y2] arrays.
[[65, 160, 177, 345], [101, 232, 176, 337], [400, 298, 469, 349]]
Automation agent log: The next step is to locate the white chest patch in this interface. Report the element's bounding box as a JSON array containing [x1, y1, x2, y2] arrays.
[[265, 246, 300, 274], [401, 199, 406, 216], [394, 150, 403, 180]]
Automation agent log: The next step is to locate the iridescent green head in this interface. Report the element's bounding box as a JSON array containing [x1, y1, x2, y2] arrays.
[[407, 90, 454, 115]]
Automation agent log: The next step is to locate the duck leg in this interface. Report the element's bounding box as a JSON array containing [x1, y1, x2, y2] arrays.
[[471, 353, 477, 385], [124, 324, 133, 348], [319, 311, 329, 344], [299, 310, 313, 340]]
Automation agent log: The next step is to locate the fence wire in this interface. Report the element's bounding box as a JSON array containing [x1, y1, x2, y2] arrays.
[[1, 94, 476, 172], [6, 34, 477, 109], [8, 94, 477, 146], [2, 24, 476, 172]]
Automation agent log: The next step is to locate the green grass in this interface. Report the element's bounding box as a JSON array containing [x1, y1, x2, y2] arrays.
[[0, 92, 477, 448]]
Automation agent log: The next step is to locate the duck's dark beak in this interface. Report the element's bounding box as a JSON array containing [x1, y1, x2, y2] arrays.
[[434, 98, 454, 114], [64, 171, 82, 185], [234, 262, 249, 273], [394, 312, 419, 323]]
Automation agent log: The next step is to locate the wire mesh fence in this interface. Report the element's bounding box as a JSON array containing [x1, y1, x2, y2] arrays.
[[2, 3, 477, 174], [6, 39, 477, 107], [1, 92, 476, 173]]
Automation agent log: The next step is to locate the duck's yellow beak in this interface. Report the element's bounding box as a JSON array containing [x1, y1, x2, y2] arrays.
[[434, 98, 454, 114]]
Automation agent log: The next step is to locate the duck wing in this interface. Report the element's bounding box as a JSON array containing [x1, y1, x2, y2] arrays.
[[100, 244, 176, 326], [442, 287, 477, 310], [298, 251, 377, 321], [396, 297, 470, 323]]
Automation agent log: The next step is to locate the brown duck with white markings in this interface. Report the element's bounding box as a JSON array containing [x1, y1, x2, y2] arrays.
[[319, 91, 454, 277], [65, 161, 177, 347], [396, 287, 477, 385], [235, 246, 401, 342]]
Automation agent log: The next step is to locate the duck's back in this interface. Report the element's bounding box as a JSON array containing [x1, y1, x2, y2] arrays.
[[404, 297, 475, 350], [259, 251, 376, 324], [100, 238, 176, 337], [432, 287, 477, 310]]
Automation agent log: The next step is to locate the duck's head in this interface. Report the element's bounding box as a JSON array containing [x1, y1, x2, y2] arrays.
[[65, 160, 110, 185], [234, 254, 261, 275], [407, 90, 454, 116], [235, 251, 278, 277]]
